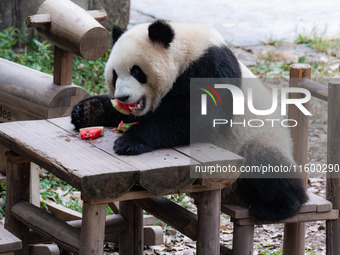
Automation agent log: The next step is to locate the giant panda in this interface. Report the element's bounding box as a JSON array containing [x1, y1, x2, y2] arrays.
[[71, 20, 308, 221]]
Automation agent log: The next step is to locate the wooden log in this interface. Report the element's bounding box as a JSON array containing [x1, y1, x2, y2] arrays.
[[28, 214, 127, 244], [284, 64, 311, 255], [0, 58, 90, 122], [35, 0, 110, 60], [0, 144, 8, 174], [11, 201, 80, 254], [298, 78, 328, 102], [134, 197, 232, 255], [5, 152, 31, 255], [196, 190, 221, 255], [80, 202, 106, 255], [26, 10, 107, 28], [326, 82, 340, 255], [119, 201, 144, 255]]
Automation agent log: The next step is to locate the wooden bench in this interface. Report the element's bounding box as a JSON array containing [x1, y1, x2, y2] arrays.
[[221, 64, 340, 255], [0, 116, 243, 255], [0, 225, 22, 255]]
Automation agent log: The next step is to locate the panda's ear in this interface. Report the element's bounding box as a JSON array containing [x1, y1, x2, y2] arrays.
[[148, 20, 175, 48], [111, 25, 124, 45]]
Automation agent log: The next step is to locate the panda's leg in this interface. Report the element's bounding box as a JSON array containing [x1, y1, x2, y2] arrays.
[[222, 142, 308, 221], [71, 95, 135, 129]]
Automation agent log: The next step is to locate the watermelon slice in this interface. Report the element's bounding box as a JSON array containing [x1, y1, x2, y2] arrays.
[[112, 121, 138, 133], [80, 126, 104, 140], [111, 99, 132, 115]]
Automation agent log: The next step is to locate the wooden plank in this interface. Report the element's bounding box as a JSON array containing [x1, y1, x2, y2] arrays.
[[0, 119, 139, 198], [49, 117, 198, 195], [233, 210, 339, 226], [11, 201, 80, 253], [0, 225, 22, 253], [25, 14, 51, 28], [44, 199, 82, 221], [87, 10, 107, 22], [0, 144, 8, 174], [196, 190, 221, 255], [80, 202, 106, 255], [326, 81, 340, 255], [119, 201, 143, 255], [5, 152, 30, 255], [222, 192, 331, 219]]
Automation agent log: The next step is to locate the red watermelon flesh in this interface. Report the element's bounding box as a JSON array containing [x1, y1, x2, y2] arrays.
[[80, 126, 104, 140], [111, 99, 132, 115]]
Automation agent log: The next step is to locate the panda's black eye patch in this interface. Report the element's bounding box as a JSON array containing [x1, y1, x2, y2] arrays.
[[112, 69, 118, 88], [130, 65, 147, 84]]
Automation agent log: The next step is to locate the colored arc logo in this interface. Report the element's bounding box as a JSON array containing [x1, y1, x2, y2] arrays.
[[199, 84, 222, 106]]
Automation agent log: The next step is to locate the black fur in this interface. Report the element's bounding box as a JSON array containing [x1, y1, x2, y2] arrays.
[[130, 65, 147, 84], [111, 25, 124, 45], [222, 143, 308, 221], [148, 20, 175, 48], [71, 45, 240, 155]]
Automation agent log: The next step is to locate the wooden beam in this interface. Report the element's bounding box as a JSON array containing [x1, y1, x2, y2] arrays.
[[53, 46, 73, 85], [298, 78, 328, 102], [326, 81, 340, 255], [26, 10, 107, 28], [0, 225, 22, 253], [284, 63, 311, 255], [11, 201, 80, 253], [5, 152, 30, 255], [119, 201, 144, 255]]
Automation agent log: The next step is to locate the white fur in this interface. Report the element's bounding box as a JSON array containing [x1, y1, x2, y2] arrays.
[[105, 23, 225, 113]]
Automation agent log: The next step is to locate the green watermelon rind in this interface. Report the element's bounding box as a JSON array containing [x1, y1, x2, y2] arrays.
[[111, 99, 131, 115]]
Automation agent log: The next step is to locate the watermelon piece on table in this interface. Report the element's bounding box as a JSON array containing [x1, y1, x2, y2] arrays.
[[112, 121, 138, 133], [80, 126, 104, 140]]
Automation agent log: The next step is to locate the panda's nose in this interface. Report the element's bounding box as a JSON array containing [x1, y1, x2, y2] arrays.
[[116, 95, 130, 103]]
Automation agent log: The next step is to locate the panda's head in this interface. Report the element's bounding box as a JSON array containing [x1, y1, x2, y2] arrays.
[[105, 20, 225, 116], [105, 20, 179, 116]]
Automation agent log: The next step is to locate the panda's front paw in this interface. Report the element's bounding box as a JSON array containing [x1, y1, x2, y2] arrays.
[[114, 134, 153, 155], [71, 98, 106, 130]]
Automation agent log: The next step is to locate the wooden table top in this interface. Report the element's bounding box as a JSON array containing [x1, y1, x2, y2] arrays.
[[0, 117, 243, 201]]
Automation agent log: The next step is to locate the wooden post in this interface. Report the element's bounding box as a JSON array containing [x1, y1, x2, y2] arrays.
[[232, 224, 254, 255], [119, 201, 144, 255], [80, 202, 106, 255], [4, 152, 31, 255], [284, 64, 311, 255], [53, 47, 73, 85], [326, 82, 340, 255], [196, 190, 221, 255]]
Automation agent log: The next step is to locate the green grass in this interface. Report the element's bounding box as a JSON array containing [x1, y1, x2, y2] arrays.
[[0, 26, 109, 95]]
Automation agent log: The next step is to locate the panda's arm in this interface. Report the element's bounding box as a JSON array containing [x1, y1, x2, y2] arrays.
[[114, 98, 189, 155], [71, 95, 136, 130]]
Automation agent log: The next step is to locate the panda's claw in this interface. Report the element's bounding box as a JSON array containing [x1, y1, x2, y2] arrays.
[[114, 135, 153, 155]]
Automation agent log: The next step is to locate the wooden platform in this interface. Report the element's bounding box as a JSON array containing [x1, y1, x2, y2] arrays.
[[222, 192, 339, 225], [0, 117, 244, 255], [0, 117, 243, 201]]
